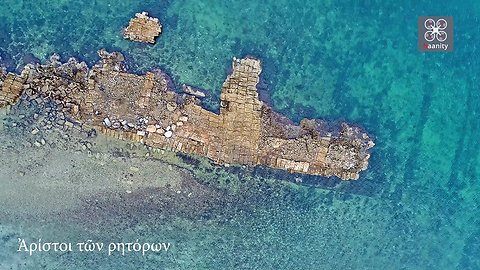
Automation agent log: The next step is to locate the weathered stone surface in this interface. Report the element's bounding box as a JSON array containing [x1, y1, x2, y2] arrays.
[[0, 50, 374, 180], [0, 68, 28, 107], [123, 12, 162, 44]]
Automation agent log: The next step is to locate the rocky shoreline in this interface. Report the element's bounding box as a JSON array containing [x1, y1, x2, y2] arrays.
[[0, 50, 374, 180]]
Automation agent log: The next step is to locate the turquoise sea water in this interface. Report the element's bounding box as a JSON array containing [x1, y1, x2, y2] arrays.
[[1, 0, 479, 269]]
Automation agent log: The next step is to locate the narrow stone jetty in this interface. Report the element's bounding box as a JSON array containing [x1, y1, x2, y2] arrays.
[[0, 50, 374, 180], [123, 12, 162, 44]]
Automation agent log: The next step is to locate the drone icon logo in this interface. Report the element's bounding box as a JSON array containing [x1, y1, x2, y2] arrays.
[[418, 16, 453, 52], [424, 18, 448, 42]]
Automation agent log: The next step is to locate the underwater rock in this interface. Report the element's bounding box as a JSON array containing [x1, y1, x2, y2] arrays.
[[22, 53, 40, 65], [182, 84, 206, 98], [0, 49, 374, 180]]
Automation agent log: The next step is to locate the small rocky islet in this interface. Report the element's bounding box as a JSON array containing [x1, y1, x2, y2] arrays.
[[0, 13, 374, 181], [123, 12, 162, 44]]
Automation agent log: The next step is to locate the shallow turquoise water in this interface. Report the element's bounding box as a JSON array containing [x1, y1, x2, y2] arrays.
[[1, 0, 479, 269]]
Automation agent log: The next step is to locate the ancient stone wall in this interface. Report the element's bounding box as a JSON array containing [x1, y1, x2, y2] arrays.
[[0, 50, 374, 180]]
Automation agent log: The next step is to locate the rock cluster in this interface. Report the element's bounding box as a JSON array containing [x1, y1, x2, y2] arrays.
[[123, 12, 162, 44], [3, 82, 97, 155], [0, 50, 374, 180]]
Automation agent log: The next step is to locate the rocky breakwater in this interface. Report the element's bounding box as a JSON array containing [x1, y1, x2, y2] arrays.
[[0, 50, 374, 180]]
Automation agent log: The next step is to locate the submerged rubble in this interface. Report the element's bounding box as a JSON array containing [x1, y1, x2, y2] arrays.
[[0, 50, 374, 180], [123, 12, 162, 44]]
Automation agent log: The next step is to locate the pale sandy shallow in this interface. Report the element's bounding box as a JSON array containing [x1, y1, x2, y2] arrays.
[[0, 117, 185, 219], [0, 108, 221, 268]]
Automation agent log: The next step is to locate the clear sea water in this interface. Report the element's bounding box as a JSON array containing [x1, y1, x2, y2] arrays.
[[0, 0, 479, 269]]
